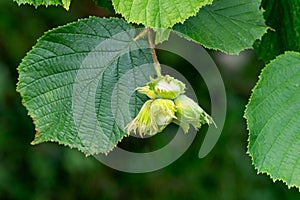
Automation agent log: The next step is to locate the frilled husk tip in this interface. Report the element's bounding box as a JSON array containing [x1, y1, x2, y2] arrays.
[[174, 95, 215, 133], [125, 99, 177, 136]]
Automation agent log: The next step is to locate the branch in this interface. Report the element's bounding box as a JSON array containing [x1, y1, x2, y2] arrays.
[[147, 28, 161, 77]]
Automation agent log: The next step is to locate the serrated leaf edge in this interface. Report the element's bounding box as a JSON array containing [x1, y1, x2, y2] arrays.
[[17, 16, 133, 156], [111, 0, 213, 29], [173, 1, 268, 54], [244, 51, 300, 191], [13, 0, 70, 10]]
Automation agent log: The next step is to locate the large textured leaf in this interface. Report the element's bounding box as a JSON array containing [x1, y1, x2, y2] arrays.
[[254, 0, 300, 63], [14, 0, 71, 10], [111, 0, 213, 29], [173, 0, 267, 54], [245, 51, 300, 189], [17, 17, 155, 155]]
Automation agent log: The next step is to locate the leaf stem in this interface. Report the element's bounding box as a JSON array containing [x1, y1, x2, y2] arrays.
[[133, 28, 148, 41], [147, 28, 162, 77]]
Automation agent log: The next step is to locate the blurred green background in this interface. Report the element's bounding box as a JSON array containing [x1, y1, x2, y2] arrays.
[[0, 0, 299, 199]]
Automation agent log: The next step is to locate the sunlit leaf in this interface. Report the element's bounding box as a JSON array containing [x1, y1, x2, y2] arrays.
[[14, 0, 71, 10], [111, 0, 212, 29]]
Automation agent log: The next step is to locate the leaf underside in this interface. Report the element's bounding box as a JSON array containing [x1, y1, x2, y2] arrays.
[[111, 0, 213, 29], [17, 17, 155, 155], [245, 51, 300, 189], [173, 0, 268, 54]]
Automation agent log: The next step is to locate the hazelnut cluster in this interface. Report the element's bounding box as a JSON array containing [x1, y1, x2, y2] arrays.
[[125, 75, 214, 136]]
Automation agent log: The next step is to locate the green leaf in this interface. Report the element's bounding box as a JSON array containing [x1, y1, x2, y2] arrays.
[[173, 0, 268, 54], [14, 0, 71, 10], [254, 0, 300, 63], [17, 17, 155, 155], [62, 0, 70, 10], [155, 29, 171, 45], [111, 0, 213, 29], [92, 0, 115, 13], [245, 51, 300, 189]]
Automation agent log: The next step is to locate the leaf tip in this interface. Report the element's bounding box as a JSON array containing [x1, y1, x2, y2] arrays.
[[62, 0, 71, 10]]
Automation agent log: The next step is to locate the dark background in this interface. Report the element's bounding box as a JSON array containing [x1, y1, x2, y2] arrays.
[[0, 0, 299, 199]]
